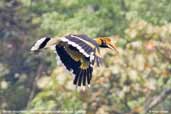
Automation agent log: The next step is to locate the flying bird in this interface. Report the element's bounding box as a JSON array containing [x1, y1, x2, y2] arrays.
[[31, 34, 118, 88]]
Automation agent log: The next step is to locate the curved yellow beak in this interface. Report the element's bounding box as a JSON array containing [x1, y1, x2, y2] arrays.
[[107, 43, 119, 53]]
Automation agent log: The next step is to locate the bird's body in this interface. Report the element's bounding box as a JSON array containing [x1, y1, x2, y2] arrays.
[[31, 34, 118, 88]]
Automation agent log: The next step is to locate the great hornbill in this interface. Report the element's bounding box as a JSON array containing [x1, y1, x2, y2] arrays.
[[31, 34, 118, 88]]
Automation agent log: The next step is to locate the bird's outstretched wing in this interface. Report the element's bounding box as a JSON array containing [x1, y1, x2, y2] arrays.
[[60, 34, 102, 66], [56, 44, 93, 87], [55, 34, 102, 87]]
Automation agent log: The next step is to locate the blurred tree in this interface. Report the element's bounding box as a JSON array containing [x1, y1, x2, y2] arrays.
[[0, 0, 171, 113], [0, 0, 53, 110]]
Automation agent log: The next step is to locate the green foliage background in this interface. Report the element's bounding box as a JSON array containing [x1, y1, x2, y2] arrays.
[[0, 0, 171, 114]]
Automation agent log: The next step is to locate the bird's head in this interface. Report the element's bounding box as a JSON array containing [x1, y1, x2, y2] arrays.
[[95, 37, 119, 53]]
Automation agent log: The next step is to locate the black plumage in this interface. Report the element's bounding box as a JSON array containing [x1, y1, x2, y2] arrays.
[[56, 44, 93, 86]]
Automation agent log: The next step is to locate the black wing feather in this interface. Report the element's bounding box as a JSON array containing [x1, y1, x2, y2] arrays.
[[56, 45, 93, 86]]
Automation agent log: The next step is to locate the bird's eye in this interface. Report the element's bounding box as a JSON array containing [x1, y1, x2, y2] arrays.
[[102, 40, 106, 45]]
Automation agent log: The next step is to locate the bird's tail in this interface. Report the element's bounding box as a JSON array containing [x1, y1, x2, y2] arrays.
[[30, 37, 51, 51]]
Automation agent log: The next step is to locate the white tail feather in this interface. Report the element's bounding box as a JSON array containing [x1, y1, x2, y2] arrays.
[[31, 37, 49, 51]]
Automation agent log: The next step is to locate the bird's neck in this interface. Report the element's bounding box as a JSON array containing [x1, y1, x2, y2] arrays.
[[94, 38, 102, 46]]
